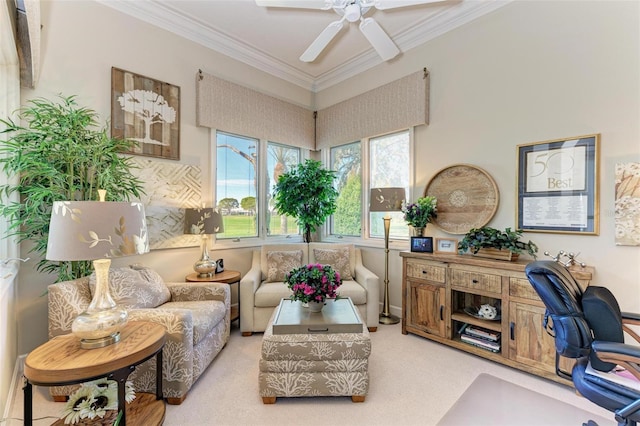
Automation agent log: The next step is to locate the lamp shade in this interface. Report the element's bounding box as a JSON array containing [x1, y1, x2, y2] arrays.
[[46, 201, 149, 261], [369, 187, 406, 212], [184, 207, 224, 235]]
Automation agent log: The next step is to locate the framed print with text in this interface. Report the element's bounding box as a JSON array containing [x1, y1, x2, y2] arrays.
[[435, 238, 458, 254], [516, 134, 599, 234]]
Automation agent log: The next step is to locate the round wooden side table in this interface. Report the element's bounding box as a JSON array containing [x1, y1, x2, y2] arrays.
[[186, 269, 241, 323], [23, 321, 166, 426]]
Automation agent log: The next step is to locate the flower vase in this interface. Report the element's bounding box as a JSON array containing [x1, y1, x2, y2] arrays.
[[307, 301, 324, 312], [412, 227, 425, 237]]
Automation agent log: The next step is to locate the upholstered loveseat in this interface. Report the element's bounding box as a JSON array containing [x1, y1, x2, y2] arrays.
[[240, 243, 379, 335], [47, 265, 230, 405]]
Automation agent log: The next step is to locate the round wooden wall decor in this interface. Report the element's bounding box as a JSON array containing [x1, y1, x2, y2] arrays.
[[424, 164, 499, 235]]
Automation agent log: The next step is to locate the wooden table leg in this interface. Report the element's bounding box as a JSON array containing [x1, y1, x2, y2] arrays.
[[262, 396, 276, 404]]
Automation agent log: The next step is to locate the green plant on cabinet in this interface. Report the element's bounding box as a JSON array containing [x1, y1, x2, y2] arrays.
[[457, 226, 538, 258]]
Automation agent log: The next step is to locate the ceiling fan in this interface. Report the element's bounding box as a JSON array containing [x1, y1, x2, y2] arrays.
[[255, 0, 445, 62]]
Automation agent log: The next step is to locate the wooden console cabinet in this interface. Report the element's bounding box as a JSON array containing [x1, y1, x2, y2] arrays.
[[400, 251, 594, 385]]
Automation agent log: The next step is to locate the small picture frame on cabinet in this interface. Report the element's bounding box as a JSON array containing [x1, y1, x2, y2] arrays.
[[435, 238, 458, 254], [411, 237, 433, 253]]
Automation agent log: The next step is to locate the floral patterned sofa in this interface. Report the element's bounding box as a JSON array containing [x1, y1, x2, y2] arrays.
[[240, 243, 379, 335], [47, 265, 230, 405]]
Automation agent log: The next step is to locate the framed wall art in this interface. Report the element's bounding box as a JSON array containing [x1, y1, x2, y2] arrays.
[[615, 162, 640, 246], [435, 238, 458, 254], [516, 134, 599, 234], [111, 67, 180, 160]]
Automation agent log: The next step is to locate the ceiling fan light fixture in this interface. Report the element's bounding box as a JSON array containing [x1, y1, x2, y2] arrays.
[[344, 3, 361, 22]]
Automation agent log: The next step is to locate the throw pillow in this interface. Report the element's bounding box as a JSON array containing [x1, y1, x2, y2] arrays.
[[265, 250, 303, 282], [89, 265, 171, 309], [313, 247, 353, 281]]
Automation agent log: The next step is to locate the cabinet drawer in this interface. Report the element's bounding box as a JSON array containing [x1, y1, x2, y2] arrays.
[[509, 277, 541, 301], [450, 269, 501, 293], [406, 260, 446, 283]]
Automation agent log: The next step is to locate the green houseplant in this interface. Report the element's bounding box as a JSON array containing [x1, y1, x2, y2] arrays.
[[273, 159, 338, 243], [0, 95, 144, 282], [457, 226, 538, 260]]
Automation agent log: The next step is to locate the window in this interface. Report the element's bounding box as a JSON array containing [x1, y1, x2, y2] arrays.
[[369, 131, 410, 239], [216, 131, 258, 239], [330, 142, 362, 236], [327, 130, 410, 240], [267, 142, 300, 236]]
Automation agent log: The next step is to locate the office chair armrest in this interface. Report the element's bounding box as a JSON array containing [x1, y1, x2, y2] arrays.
[[622, 312, 640, 343], [592, 340, 640, 381]]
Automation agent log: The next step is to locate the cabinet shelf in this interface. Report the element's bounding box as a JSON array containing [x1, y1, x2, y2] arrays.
[[451, 311, 502, 332]]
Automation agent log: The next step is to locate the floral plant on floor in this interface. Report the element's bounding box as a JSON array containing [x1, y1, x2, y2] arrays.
[[61, 378, 135, 425], [285, 264, 342, 304], [402, 196, 437, 228]]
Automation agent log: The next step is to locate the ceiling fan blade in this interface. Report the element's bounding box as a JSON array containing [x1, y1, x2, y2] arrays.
[[359, 17, 399, 61], [300, 20, 344, 62], [371, 0, 445, 10], [255, 0, 334, 10]]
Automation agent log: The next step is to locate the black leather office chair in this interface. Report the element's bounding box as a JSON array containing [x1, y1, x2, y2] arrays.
[[525, 260, 640, 426]]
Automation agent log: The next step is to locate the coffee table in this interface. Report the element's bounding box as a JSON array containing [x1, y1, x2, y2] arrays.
[[23, 321, 166, 426], [260, 298, 371, 403]]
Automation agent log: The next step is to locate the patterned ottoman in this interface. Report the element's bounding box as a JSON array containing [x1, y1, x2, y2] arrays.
[[259, 308, 371, 403]]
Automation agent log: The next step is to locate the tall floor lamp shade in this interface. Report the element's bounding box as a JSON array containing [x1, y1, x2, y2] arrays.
[[46, 194, 149, 349], [370, 187, 406, 325], [184, 207, 224, 277]]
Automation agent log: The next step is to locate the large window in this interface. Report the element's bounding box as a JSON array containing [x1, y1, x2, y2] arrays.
[[267, 142, 300, 236], [216, 131, 302, 240], [328, 130, 410, 240], [216, 131, 258, 239], [369, 131, 410, 239]]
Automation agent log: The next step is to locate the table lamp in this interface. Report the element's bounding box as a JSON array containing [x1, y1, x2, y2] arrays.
[[370, 187, 406, 325], [184, 207, 224, 277], [46, 191, 149, 349]]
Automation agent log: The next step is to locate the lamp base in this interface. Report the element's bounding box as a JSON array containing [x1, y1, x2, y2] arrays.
[[80, 332, 121, 349], [379, 313, 400, 325]]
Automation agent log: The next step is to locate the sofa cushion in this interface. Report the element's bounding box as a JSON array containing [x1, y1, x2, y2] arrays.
[[260, 244, 308, 280], [337, 280, 367, 305], [159, 300, 227, 345], [309, 243, 356, 278], [265, 250, 304, 283], [89, 265, 170, 309], [255, 282, 293, 307], [312, 247, 353, 281]]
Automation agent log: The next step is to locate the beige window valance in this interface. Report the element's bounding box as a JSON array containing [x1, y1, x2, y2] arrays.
[[196, 70, 315, 149], [316, 69, 429, 149], [196, 69, 429, 151]]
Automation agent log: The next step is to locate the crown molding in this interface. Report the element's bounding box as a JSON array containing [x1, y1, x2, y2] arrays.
[[97, 0, 511, 93]]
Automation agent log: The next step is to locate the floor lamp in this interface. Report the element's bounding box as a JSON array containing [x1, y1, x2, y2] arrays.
[[370, 187, 406, 325]]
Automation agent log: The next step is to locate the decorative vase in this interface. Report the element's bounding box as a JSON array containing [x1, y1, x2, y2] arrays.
[[307, 301, 324, 312], [412, 227, 425, 237]]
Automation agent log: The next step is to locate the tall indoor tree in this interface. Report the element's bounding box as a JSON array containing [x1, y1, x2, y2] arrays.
[[0, 95, 144, 282], [273, 159, 338, 243]]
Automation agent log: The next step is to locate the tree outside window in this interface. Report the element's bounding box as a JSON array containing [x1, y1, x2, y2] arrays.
[[267, 142, 300, 236], [331, 142, 362, 236]]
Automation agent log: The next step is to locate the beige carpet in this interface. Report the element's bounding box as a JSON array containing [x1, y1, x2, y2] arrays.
[[6, 322, 616, 426]]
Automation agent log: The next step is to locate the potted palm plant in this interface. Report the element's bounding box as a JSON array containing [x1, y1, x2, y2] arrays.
[[0, 95, 144, 282], [457, 226, 538, 261]]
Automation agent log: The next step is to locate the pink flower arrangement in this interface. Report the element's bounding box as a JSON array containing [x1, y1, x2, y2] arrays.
[[285, 263, 342, 304]]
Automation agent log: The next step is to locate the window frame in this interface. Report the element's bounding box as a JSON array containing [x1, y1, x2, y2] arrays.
[[322, 127, 416, 249]]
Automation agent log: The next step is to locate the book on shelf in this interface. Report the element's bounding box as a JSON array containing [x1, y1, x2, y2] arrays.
[[463, 324, 501, 342], [460, 334, 501, 353]]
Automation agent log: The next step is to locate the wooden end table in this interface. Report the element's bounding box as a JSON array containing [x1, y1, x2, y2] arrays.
[[186, 269, 241, 323], [23, 321, 166, 426]]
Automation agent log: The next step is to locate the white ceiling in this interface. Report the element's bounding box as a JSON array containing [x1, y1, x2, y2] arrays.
[[98, 0, 510, 92]]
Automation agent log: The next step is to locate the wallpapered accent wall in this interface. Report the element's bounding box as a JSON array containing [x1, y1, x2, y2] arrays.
[[131, 158, 202, 249]]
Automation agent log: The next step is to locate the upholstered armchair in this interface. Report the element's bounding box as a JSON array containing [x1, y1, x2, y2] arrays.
[[47, 266, 230, 405], [240, 243, 379, 335]]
